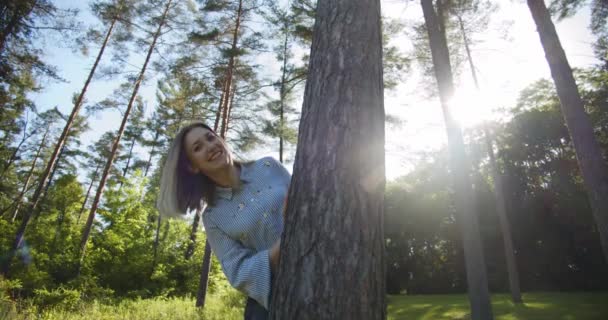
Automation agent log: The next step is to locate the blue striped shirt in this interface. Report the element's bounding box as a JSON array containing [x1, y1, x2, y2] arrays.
[[202, 156, 290, 309]]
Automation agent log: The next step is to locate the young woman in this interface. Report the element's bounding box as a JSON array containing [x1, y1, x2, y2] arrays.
[[157, 122, 290, 319]]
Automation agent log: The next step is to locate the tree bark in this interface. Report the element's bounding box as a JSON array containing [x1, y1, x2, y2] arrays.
[[78, 0, 173, 267], [1, 17, 117, 276], [143, 129, 160, 177], [77, 163, 101, 224], [195, 240, 212, 308], [218, 0, 243, 138], [184, 207, 202, 260], [420, 0, 493, 319], [279, 31, 289, 163], [457, 14, 522, 304], [527, 0, 608, 263], [483, 128, 522, 303], [270, 0, 386, 318]]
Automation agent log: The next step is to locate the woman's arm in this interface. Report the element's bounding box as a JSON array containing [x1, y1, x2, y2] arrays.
[[204, 217, 273, 309]]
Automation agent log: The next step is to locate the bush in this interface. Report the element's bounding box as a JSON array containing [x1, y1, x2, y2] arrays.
[[33, 287, 81, 311]]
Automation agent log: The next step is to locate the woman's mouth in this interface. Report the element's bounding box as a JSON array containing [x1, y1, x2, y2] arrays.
[[209, 150, 223, 161]]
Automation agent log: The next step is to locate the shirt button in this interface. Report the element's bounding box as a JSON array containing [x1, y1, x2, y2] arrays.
[[264, 161, 271, 166], [263, 212, 269, 218], [238, 203, 245, 211]]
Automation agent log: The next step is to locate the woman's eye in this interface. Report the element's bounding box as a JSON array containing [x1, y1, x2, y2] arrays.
[[194, 145, 201, 152], [207, 134, 214, 141]]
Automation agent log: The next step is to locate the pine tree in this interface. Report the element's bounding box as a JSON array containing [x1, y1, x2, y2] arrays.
[[270, 0, 386, 318], [419, 0, 493, 318], [527, 0, 608, 263]]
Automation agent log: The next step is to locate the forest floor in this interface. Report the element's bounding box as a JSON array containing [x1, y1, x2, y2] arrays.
[[388, 291, 608, 320], [3, 291, 608, 319]]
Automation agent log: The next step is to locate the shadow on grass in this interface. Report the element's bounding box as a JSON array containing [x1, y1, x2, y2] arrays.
[[387, 292, 608, 320]]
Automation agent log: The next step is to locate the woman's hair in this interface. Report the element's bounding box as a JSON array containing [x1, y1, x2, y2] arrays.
[[157, 121, 244, 218]]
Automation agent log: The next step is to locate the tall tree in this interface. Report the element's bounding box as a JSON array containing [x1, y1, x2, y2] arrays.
[[420, 0, 493, 319], [78, 0, 175, 267], [449, 0, 522, 303], [270, 0, 386, 318], [527, 0, 608, 262], [0, 0, 133, 276], [261, 2, 307, 163]]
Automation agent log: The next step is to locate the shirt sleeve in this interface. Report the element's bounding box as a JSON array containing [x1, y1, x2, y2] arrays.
[[267, 156, 291, 188], [203, 216, 272, 309]]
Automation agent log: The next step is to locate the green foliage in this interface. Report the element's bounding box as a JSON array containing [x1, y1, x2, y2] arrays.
[[33, 287, 81, 311]]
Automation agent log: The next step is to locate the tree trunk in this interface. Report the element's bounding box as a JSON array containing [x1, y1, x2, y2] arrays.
[[222, 81, 237, 137], [457, 14, 522, 304], [78, 1, 173, 268], [420, 0, 493, 319], [184, 207, 202, 260], [77, 163, 101, 224], [11, 126, 50, 222], [218, 0, 243, 138], [119, 137, 136, 190], [195, 239, 212, 308], [213, 89, 225, 132], [1, 17, 117, 276], [279, 31, 289, 163], [152, 212, 162, 268], [270, 0, 386, 318], [483, 128, 522, 303], [0, 121, 31, 180], [143, 129, 160, 177], [527, 0, 608, 263]]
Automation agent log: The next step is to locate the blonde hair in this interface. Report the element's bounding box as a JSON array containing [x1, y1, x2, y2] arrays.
[[157, 122, 247, 218]]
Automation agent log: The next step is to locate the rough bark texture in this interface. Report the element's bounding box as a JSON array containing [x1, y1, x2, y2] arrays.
[[270, 0, 386, 319], [420, 0, 494, 319], [527, 0, 608, 263], [78, 1, 172, 266], [457, 14, 522, 303], [1, 17, 117, 276], [184, 208, 202, 260]]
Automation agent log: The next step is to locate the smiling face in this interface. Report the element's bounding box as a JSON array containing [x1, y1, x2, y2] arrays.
[[183, 126, 231, 175]]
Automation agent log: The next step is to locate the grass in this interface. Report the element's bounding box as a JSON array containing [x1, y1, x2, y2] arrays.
[[388, 292, 608, 320], [3, 291, 607, 319]]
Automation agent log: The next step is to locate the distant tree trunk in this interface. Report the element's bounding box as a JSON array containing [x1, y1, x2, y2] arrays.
[[457, 14, 522, 304], [11, 126, 51, 222], [152, 212, 162, 268], [195, 241, 212, 308], [527, 0, 608, 262], [184, 207, 202, 260], [218, 0, 243, 138], [0, 118, 31, 180], [78, 1, 173, 268], [483, 127, 522, 303], [213, 89, 225, 132], [77, 163, 101, 224], [222, 81, 237, 137], [1, 17, 117, 276], [270, 0, 386, 318], [143, 129, 160, 177], [420, 0, 493, 319], [118, 137, 136, 190], [279, 32, 289, 163]]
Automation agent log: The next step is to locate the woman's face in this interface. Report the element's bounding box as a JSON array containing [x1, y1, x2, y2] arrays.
[[183, 126, 231, 175]]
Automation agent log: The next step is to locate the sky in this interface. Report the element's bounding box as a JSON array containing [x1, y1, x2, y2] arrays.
[[30, 0, 598, 182]]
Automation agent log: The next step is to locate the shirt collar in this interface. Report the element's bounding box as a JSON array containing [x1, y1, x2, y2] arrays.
[[215, 162, 250, 200]]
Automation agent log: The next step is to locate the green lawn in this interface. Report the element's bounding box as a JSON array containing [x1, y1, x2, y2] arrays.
[[388, 292, 608, 320], [4, 292, 608, 319]]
